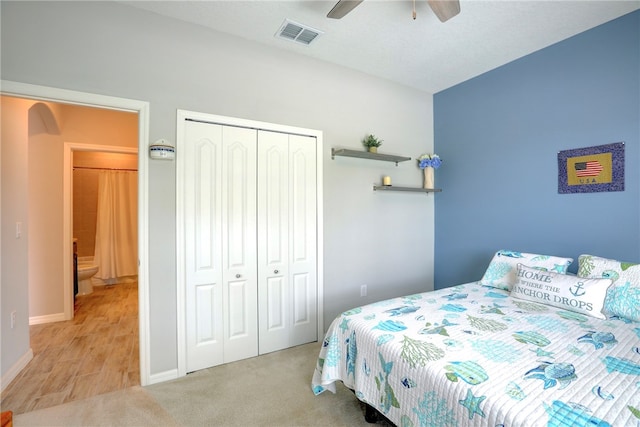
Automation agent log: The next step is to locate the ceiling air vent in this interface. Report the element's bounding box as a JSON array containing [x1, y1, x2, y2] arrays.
[[275, 19, 323, 46]]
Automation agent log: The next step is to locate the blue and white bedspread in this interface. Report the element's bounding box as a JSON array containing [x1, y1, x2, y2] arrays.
[[312, 282, 640, 426]]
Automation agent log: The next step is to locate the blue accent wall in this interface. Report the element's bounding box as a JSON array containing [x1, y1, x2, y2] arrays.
[[434, 11, 639, 289]]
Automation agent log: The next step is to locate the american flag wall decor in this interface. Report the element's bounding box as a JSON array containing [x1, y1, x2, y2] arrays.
[[558, 142, 624, 194], [574, 160, 604, 177]]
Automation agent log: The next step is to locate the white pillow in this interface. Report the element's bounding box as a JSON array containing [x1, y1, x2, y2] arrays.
[[480, 250, 573, 291], [511, 264, 611, 319], [578, 254, 640, 322]]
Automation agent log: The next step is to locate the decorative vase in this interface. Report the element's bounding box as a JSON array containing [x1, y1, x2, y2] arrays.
[[368, 146, 378, 153], [423, 167, 434, 189]]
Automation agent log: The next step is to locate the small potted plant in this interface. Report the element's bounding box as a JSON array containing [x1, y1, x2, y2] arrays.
[[362, 134, 383, 153]]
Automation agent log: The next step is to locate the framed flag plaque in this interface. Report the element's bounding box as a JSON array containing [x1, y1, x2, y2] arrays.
[[558, 142, 624, 194]]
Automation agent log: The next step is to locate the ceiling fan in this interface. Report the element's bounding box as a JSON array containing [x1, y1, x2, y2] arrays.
[[327, 0, 461, 23]]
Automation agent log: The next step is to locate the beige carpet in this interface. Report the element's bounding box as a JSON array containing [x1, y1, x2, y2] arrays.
[[13, 386, 179, 426], [13, 342, 385, 426]]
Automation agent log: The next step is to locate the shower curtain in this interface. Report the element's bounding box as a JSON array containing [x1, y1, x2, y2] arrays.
[[94, 170, 138, 284]]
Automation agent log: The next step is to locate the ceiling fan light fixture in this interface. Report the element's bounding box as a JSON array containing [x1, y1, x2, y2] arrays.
[[327, 0, 364, 19], [427, 0, 461, 22], [326, 0, 460, 22], [275, 19, 323, 46]]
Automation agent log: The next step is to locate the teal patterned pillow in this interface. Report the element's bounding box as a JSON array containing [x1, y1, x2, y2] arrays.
[[578, 254, 640, 322], [480, 250, 573, 291]]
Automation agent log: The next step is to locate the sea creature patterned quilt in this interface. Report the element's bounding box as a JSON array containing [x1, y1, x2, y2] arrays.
[[312, 282, 640, 426]]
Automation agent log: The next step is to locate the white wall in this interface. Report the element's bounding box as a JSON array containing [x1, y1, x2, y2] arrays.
[[0, 1, 435, 378], [1, 97, 32, 388], [28, 126, 64, 318]]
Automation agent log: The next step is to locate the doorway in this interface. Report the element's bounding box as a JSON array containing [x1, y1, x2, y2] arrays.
[[0, 81, 150, 389], [65, 142, 138, 317]]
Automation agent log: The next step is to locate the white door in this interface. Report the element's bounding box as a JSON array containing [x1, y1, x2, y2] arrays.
[[222, 126, 258, 363], [184, 120, 258, 372], [258, 131, 317, 354]]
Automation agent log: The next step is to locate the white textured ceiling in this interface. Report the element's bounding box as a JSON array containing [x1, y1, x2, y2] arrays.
[[120, 0, 640, 93]]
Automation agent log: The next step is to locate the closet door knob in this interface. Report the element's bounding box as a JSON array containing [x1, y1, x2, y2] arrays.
[[236, 274, 241, 278], [274, 270, 279, 274]]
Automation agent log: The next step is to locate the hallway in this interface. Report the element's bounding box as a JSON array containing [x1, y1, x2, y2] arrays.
[[1, 282, 139, 414]]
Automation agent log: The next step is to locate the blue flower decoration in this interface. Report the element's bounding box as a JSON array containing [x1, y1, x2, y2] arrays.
[[418, 154, 442, 169]]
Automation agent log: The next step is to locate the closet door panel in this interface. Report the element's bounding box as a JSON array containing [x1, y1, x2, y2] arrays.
[[222, 126, 258, 363], [258, 132, 317, 354], [184, 121, 224, 372], [225, 140, 253, 269], [195, 284, 217, 341], [257, 130, 290, 354], [266, 277, 285, 330], [263, 144, 287, 267], [227, 278, 251, 337], [292, 272, 311, 324], [289, 135, 317, 346]]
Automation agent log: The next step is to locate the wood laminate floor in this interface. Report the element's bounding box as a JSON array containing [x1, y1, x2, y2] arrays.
[[1, 281, 139, 415]]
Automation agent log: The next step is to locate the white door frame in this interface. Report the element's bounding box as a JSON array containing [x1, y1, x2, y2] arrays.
[[176, 109, 324, 378], [1, 80, 151, 386]]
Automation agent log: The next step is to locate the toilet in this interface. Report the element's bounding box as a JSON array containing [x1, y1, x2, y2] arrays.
[[77, 259, 99, 296]]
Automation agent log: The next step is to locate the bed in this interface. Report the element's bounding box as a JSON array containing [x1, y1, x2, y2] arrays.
[[312, 251, 640, 426]]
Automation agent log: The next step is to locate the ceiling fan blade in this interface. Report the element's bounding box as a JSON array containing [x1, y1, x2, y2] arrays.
[[327, 0, 364, 19], [427, 0, 460, 22]]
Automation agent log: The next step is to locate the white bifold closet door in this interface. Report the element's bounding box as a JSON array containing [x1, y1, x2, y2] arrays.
[[257, 130, 317, 355], [184, 120, 317, 374], [184, 121, 258, 373]]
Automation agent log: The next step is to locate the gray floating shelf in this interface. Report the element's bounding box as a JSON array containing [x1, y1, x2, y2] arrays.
[[373, 185, 442, 193], [331, 148, 411, 165]]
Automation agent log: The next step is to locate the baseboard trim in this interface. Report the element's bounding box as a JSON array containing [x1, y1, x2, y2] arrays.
[[1, 348, 33, 393], [29, 313, 67, 325], [148, 369, 178, 385]]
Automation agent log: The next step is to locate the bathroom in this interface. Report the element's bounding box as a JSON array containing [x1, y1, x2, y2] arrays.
[[73, 151, 138, 296]]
